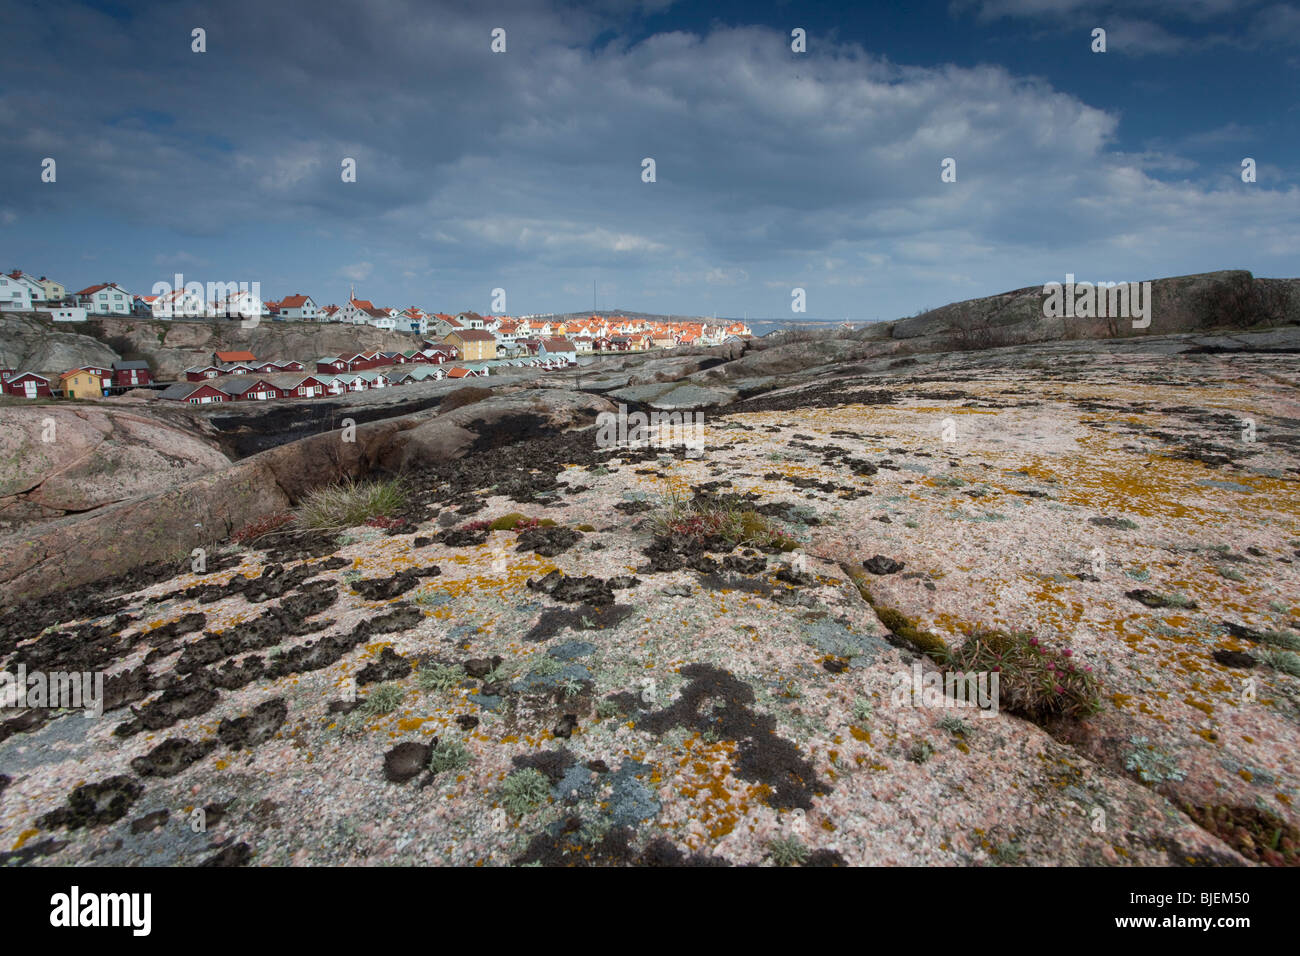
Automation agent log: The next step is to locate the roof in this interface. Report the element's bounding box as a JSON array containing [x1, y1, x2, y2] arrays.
[[449, 329, 496, 342], [540, 337, 575, 351], [113, 360, 150, 370], [159, 382, 207, 400], [215, 350, 256, 362], [59, 368, 100, 381], [279, 294, 311, 308]]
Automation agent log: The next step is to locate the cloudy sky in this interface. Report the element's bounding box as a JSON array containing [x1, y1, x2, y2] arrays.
[[0, 0, 1295, 322]]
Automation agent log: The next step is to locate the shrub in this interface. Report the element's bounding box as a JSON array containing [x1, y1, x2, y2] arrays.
[[499, 768, 550, 817], [766, 836, 810, 866], [1263, 649, 1300, 677], [428, 740, 472, 775], [946, 629, 1102, 721], [361, 683, 404, 715], [295, 478, 407, 530], [416, 663, 463, 692]]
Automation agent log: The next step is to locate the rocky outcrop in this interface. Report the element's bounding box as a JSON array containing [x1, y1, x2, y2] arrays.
[[0, 389, 614, 604], [0, 313, 121, 375], [0, 407, 231, 527]]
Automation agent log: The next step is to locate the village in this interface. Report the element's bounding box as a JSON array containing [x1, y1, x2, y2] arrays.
[[0, 270, 752, 403]]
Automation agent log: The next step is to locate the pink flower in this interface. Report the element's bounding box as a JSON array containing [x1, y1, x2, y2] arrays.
[[1054, 685, 1064, 694], [1046, 661, 1056, 671], [1062, 648, 1073, 657], [1028, 637, 1038, 647], [1084, 666, 1093, 673]]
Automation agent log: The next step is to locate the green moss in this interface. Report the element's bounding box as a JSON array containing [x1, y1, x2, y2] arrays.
[[575, 524, 596, 532]]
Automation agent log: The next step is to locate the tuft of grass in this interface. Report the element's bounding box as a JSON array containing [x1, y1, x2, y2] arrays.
[[428, 740, 472, 775], [851, 697, 873, 724], [945, 629, 1102, 722], [1217, 566, 1247, 583], [652, 493, 799, 552], [416, 663, 463, 692], [361, 682, 404, 715], [766, 836, 810, 867], [295, 478, 407, 531], [500, 768, 551, 817]]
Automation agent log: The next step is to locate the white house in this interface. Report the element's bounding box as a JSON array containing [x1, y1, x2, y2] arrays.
[[277, 294, 316, 321], [7, 271, 47, 303], [77, 283, 133, 315], [0, 275, 33, 311]]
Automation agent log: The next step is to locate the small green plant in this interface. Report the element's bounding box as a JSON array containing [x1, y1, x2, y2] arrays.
[[428, 740, 472, 775], [595, 698, 620, 720], [557, 676, 583, 698], [944, 629, 1102, 721], [766, 836, 810, 867], [529, 656, 564, 679], [993, 841, 1024, 864], [1259, 629, 1300, 651], [939, 714, 970, 737], [361, 682, 404, 715], [907, 740, 935, 764], [500, 768, 551, 817], [1217, 566, 1247, 583], [416, 663, 463, 692], [295, 478, 408, 531], [851, 697, 873, 724], [1263, 649, 1300, 677]]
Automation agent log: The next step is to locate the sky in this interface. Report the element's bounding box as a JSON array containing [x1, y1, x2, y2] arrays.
[[0, 0, 1296, 322]]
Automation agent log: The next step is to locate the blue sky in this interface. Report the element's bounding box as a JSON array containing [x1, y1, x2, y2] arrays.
[[0, 0, 1295, 321]]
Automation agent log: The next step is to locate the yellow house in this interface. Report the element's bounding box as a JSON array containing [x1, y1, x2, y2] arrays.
[[445, 329, 497, 362], [59, 368, 104, 399]]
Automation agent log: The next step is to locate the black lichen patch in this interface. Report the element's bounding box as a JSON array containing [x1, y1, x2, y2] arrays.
[[131, 737, 218, 777], [514, 823, 640, 866], [352, 566, 440, 600], [511, 748, 576, 785], [1212, 649, 1256, 669], [263, 605, 422, 679], [1125, 589, 1198, 610], [723, 550, 768, 574], [200, 842, 252, 866], [114, 671, 220, 737], [637, 663, 831, 810], [356, 647, 412, 684], [383, 741, 433, 783], [523, 604, 635, 642], [516, 526, 583, 557], [804, 848, 848, 867], [38, 776, 144, 831], [439, 526, 490, 548], [218, 698, 289, 750], [637, 836, 732, 866], [177, 582, 337, 674], [527, 570, 616, 606], [129, 809, 170, 834]]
